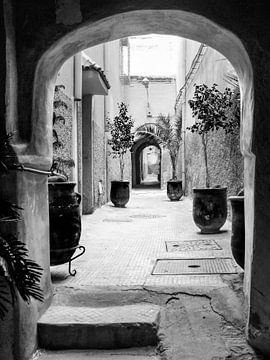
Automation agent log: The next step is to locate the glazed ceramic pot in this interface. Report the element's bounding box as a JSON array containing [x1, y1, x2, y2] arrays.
[[48, 181, 81, 266], [193, 187, 227, 234], [110, 180, 130, 208], [167, 180, 183, 201]]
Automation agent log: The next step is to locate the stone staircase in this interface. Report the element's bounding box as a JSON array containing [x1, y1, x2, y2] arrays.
[[37, 303, 160, 359]]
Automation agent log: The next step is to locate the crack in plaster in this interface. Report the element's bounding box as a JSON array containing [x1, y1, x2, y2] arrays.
[[165, 296, 179, 305], [140, 286, 244, 333]]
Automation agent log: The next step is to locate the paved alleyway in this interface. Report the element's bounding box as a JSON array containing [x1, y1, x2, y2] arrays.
[[39, 190, 263, 360], [51, 189, 234, 289]]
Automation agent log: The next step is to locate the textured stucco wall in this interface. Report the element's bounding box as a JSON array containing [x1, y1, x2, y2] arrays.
[[53, 87, 74, 179], [92, 95, 106, 207], [182, 46, 243, 196], [55, 57, 74, 98]]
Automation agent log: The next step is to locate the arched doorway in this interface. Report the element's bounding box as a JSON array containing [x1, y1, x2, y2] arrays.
[[4, 4, 264, 358], [30, 12, 253, 347], [132, 136, 161, 188]]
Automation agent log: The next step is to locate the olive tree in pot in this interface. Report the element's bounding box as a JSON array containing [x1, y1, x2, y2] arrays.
[[107, 102, 135, 207], [188, 83, 239, 233], [136, 113, 183, 201]]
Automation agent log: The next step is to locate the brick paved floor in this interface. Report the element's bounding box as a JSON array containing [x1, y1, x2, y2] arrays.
[[51, 189, 240, 290]]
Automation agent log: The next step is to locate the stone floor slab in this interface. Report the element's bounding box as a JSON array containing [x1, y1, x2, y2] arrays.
[[36, 347, 159, 360], [38, 304, 160, 350]]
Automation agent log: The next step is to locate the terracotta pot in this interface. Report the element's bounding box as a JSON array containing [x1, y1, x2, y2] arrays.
[[110, 181, 130, 208], [229, 196, 245, 269], [193, 187, 227, 234], [167, 180, 183, 201], [48, 182, 81, 266]]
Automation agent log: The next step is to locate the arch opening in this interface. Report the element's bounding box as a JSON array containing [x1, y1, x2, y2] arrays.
[[132, 134, 162, 189], [30, 7, 254, 327]]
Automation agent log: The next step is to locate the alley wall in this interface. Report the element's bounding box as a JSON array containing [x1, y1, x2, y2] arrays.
[[179, 45, 243, 196]]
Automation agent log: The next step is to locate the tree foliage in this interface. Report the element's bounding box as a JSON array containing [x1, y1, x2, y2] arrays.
[[187, 83, 239, 135], [187, 83, 240, 187], [107, 102, 134, 180]]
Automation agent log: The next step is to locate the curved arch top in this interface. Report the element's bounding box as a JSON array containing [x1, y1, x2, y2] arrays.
[[30, 9, 253, 160]]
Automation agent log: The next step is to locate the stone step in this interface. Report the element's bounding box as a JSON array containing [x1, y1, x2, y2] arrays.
[[38, 304, 160, 350], [36, 348, 159, 359]]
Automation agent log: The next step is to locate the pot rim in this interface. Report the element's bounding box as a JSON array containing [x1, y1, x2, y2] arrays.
[[111, 180, 130, 184], [193, 187, 227, 192], [48, 181, 76, 185], [228, 196, 244, 201], [167, 179, 182, 183]]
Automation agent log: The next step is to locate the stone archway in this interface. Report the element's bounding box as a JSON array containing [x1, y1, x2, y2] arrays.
[[132, 136, 161, 188], [5, 3, 269, 359], [28, 12, 254, 351]]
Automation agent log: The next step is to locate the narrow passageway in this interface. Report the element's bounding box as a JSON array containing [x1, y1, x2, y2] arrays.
[[51, 189, 233, 288], [40, 191, 263, 359]]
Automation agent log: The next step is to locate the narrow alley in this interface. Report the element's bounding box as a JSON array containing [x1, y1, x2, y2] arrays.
[[38, 190, 261, 360]]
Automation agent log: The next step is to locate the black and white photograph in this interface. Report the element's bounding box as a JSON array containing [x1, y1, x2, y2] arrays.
[[0, 1, 267, 359]]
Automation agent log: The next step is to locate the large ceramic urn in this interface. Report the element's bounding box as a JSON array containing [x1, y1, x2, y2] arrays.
[[193, 187, 227, 234], [110, 180, 130, 208], [167, 180, 183, 201], [48, 181, 81, 266]]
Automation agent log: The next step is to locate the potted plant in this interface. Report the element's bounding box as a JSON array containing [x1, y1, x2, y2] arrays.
[[136, 113, 183, 201], [0, 132, 43, 321], [107, 102, 135, 207], [48, 86, 83, 274], [188, 83, 239, 233]]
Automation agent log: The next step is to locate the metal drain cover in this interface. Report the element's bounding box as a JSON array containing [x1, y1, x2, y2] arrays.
[[130, 214, 166, 219], [103, 218, 132, 223], [152, 258, 237, 275], [166, 240, 222, 252]]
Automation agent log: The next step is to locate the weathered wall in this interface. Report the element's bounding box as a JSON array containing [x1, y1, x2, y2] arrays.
[[125, 78, 176, 127], [55, 57, 74, 99], [92, 95, 106, 206], [53, 88, 74, 179], [182, 47, 243, 196]]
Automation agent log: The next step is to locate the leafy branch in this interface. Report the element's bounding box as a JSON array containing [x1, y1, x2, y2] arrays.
[[0, 132, 44, 319], [0, 234, 43, 319], [187, 83, 240, 187]]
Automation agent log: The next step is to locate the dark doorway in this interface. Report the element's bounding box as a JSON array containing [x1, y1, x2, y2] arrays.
[[132, 136, 161, 189]]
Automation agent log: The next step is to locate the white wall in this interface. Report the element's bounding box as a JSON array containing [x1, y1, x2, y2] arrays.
[[55, 56, 74, 98], [125, 78, 176, 129]]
